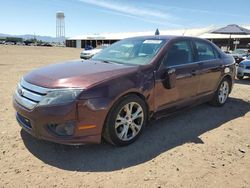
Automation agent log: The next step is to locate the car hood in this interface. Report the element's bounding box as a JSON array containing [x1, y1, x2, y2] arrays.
[[23, 60, 138, 89]]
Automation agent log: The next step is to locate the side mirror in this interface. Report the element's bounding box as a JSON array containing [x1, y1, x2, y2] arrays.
[[162, 68, 176, 89]]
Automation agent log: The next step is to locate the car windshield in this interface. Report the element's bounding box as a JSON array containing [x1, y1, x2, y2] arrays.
[[92, 38, 166, 65]]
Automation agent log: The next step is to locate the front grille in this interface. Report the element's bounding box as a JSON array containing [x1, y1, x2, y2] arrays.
[[14, 78, 51, 110], [16, 113, 32, 130]]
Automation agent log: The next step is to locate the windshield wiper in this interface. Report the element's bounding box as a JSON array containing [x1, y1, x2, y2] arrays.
[[99, 59, 121, 65], [92, 58, 110, 64], [93, 59, 127, 65], [102, 60, 111, 64]]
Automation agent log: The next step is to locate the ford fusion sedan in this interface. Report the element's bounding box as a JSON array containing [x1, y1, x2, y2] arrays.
[[237, 59, 250, 79], [13, 36, 235, 146]]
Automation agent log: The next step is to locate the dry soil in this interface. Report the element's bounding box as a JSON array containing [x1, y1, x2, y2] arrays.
[[0, 45, 250, 188]]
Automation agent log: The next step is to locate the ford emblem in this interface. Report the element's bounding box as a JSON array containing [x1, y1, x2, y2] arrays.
[[18, 88, 24, 96]]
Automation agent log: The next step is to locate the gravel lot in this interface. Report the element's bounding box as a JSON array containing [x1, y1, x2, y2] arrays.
[[0, 45, 250, 188]]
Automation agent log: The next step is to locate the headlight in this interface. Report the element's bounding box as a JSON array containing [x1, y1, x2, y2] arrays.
[[38, 89, 83, 107], [238, 63, 245, 68]]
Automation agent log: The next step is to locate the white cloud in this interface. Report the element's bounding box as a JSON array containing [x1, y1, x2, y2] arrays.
[[77, 0, 178, 26], [147, 4, 249, 19]]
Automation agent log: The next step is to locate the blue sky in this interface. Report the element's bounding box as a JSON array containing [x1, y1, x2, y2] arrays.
[[0, 0, 249, 37]]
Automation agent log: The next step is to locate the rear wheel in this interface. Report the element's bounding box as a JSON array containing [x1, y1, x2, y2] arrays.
[[210, 78, 230, 107], [103, 95, 147, 146]]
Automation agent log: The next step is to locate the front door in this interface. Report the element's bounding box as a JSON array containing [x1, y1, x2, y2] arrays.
[[154, 39, 201, 112]]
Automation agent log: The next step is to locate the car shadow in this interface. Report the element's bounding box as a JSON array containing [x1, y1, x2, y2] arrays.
[[235, 77, 250, 86], [21, 97, 250, 172]]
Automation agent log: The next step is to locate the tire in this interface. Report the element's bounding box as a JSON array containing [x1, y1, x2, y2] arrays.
[[237, 75, 244, 80], [209, 78, 230, 107], [103, 95, 147, 146]]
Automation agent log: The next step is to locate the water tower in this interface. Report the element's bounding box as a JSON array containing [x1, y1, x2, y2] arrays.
[[56, 11, 65, 44]]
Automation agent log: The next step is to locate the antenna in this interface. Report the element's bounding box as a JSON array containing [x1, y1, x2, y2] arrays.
[[155, 28, 160, 35], [56, 11, 65, 44], [182, 29, 187, 36]]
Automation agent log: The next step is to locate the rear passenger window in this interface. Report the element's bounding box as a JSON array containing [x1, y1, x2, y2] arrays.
[[164, 40, 193, 66], [195, 41, 216, 61]]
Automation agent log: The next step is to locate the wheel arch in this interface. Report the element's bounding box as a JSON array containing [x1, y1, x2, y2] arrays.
[[223, 74, 233, 93], [108, 91, 151, 120], [216, 74, 233, 94]]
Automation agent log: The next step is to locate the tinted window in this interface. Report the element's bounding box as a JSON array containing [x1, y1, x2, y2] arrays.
[[164, 40, 193, 66], [195, 41, 216, 61]]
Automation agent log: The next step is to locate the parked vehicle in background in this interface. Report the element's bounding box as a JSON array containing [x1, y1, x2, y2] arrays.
[[5, 42, 15, 45], [28, 43, 37, 46], [16, 42, 26, 46], [13, 36, 235, 146], [37, 43, 53, 47], [230, 49, 250, 64], [80, 45, 108, 59], [237, 59, 250, 79], [43, 43, 53, 47]]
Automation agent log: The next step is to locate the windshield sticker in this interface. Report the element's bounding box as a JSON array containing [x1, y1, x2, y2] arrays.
[[143, 40, 162, 44]]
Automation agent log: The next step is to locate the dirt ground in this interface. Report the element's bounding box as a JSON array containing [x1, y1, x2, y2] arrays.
[[0, 45, 249, 188]]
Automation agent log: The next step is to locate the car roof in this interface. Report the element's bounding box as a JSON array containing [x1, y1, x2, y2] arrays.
[[124, 35, 203, 41]]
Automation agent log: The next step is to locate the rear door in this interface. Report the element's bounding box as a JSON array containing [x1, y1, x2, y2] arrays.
[[193, 40, 222, 96], [154, 39, 201, 112]]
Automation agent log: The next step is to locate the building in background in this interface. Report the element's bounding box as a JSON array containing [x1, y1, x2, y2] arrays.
[[66, 25, 250, 50], [56, 11, 65, 45]]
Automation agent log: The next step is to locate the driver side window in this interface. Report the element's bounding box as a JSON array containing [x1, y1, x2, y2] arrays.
[[164, 40, 193, 67]]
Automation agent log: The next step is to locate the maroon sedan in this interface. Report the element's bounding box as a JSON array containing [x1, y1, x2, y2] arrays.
[[13, 36, 235, 146]]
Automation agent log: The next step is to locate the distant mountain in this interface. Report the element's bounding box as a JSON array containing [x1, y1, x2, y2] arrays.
[[0, 33, 58, 42]]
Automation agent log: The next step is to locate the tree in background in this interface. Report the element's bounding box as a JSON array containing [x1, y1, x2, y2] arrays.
[[5, 37, 23, 44]]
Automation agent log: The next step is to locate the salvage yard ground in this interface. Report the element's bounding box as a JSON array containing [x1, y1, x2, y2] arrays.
[[0, 45, 250, 188]]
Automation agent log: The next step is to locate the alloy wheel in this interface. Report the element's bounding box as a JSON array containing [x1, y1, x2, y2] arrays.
[[218, 81, 229, 104], [115, 102, 144, 141]]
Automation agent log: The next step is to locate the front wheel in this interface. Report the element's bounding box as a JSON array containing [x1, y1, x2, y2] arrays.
[[209, 78, 230, 107], [103, 95, 147, 146]]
